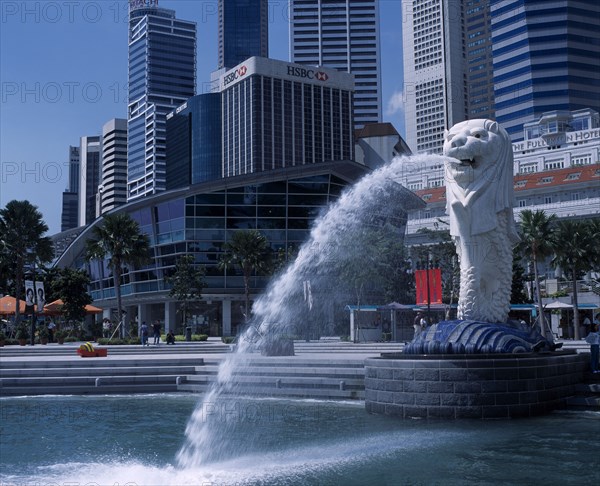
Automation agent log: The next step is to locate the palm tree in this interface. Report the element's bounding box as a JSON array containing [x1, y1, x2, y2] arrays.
[[219, 230, 271, 322], [167, 254, 206, 333], [86, 213, 150, 338], [0, 200, 54, 330], [551, 219, 598, 340], [517, 210, 556, 338]]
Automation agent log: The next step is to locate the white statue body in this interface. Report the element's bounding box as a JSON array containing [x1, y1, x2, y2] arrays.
[[443, 119, 519, 323]]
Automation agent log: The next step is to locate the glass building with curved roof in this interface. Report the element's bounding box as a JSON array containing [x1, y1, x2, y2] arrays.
[[56, 160, 426, 336]]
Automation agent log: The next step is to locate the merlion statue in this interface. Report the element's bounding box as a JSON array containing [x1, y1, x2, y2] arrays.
[[405, 119, 557, 354], [443, 119, 520, 323]]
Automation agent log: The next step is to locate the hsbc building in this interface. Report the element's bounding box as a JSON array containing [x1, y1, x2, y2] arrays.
[[219, 57, 355, 177]]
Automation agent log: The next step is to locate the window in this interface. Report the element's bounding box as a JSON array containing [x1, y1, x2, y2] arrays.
[[518, 199, 527, 207], [544, 196, 552, 204], [565, 173, 581, 181], [539, 176, 553, 184]]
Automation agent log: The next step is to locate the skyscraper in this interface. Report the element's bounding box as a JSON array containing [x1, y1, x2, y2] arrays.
[[127, 2, 196, 200], [218, 57, 355, 177], [166, 93, 222, 189], [491, 0, 600, 141], [78, 136, 101, 227], [401, 0, 467, 154], [290, 0, 382, 130], [97, 118, 128, 216], [218, 0, 268, 70], [60, 146, 80, 231]]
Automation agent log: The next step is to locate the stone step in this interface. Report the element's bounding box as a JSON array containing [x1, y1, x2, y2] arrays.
[[177, 383, 364, 400], [182, 374, 364, 389], [0, 357, 207, 369], [191, 364, 364, 378], [0, 374, 183, 387], [0, 365, 200, 378], [0, 383, 178, 396], [565, 395, 600, 409]]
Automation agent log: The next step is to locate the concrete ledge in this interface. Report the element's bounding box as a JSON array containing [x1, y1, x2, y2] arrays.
[[365, 351, 588, 419]]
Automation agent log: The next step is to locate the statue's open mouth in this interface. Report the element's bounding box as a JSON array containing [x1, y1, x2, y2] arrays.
[[459, 158, 475, 166]]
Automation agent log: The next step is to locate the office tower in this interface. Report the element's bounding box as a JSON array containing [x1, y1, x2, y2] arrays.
[[491, 0, 600, 141], [127, 2, 196, 200], [166, 94, 222, 189], [97, 119, 128, 216], [218, 0, 268, 70], [401, 0, 467, 154], [78, 136, 101, 227], [290, 0, 382, 130], [465, 1, 495, 120], [60, 146, 80, 231], [218, 57, 354, 177]]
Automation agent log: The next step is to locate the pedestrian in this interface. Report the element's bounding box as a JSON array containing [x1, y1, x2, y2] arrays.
[[47, 321, 56, 343], [152, 321, 161, 345], [166, 330, 176, 345], [413, 311, 424, 338], [585, 323, 600, 373], [140, 321, 149, 346]]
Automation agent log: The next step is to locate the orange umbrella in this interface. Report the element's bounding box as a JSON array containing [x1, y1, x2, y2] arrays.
[[43, 299, 103, 315], [0, 295, 42, 315]]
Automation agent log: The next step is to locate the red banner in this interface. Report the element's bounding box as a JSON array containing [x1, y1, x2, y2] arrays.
[[415, 268, 442, 305]]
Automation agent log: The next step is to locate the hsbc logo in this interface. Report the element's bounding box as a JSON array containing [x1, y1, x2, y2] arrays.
[[223, 65, 248, 86], [287, 66, 329, 82]]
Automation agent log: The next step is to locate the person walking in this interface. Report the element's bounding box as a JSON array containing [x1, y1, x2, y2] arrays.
[[413, 311, 424, 338], [140, 321, 149, 347], [585, 323, 600, 373], [152, 321, 161, 345]]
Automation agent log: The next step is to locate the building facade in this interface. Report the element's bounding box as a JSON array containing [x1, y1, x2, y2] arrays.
[[491, 0, 600, 141], [78, 136, 101, 227], [61, 146, 80, 231], [218, 57, 355, 177], [401, 0, 468, 154], [127, 3, 196, 200], [97, 118, 128, 216], [218, 0, 268, 70], [166, 93, 223, 189], [290, 0, 382, 129]]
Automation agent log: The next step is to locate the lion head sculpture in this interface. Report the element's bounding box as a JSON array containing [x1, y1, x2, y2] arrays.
[[443, 119, 519, 243]]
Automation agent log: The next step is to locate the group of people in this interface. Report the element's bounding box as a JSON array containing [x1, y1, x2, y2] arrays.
[[413, 311, 428, 338], [139, 321, 176, 345]]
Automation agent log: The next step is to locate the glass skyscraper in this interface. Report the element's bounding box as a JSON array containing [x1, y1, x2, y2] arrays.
[[218, 0, 268, 70], [166, 93, 223, 189], [491, 0, 600, 141], [127, 3, 196, 200], [290, 0, 382, 130]]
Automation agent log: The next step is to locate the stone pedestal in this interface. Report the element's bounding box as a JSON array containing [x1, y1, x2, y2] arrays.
[[365, 352, 587, 419]]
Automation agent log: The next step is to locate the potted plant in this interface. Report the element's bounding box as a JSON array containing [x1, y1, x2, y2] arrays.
[[38, 325, 49, 345], [55, 330, 67, 345], [16, 324, 29, 346]]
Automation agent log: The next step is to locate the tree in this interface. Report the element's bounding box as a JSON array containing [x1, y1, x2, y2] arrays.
[[219, 230, 271, 322], [0, 201, 54, 333], [86, 213, 150, 338], [511, 249, 530, 305], [167, 254, 206, 332], [517, 210, 556, 337], [53, 268, 93, 323], [551, 219, 599, 340]]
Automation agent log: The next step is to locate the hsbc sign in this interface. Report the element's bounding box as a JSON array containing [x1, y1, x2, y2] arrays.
[[223, 65, 248, 87], [287, 66, 329, 82]]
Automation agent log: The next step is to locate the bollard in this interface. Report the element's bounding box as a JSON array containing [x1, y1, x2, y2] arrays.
[[176, 376, 183, 385], [339, 380, 345, 391], [276, 378, 282, 389], [95, 377, 102, 387]]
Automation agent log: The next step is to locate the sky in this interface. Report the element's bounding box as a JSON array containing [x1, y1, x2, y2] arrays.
[[0, 0, 406, 236]]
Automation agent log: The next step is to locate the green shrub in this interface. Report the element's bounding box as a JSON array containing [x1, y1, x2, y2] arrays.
[[4, 338, 19, 346], [221, 336, 236, 344], [64, 336, 79, 343]]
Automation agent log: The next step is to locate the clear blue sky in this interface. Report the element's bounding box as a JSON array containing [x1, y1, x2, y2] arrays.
[[0, 0, 405, 235]]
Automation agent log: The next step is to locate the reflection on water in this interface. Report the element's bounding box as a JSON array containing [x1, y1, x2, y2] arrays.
[[1, 395, 599, 485]]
